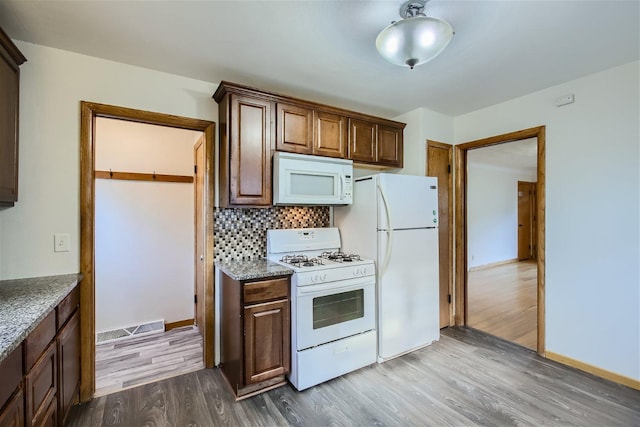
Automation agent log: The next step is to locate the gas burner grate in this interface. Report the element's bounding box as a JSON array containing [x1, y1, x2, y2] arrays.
[[281, 254, 325, 268], [320, 251, 362, 263]]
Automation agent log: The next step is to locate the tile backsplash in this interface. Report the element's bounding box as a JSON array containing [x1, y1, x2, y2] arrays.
[[214, 206, 330, 263]]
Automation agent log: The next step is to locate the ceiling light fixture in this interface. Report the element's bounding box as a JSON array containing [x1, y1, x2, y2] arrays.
[[376, 0, 454, 69]]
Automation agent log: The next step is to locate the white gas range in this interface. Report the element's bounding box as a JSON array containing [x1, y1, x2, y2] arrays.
[[267, 227, 377, 391]]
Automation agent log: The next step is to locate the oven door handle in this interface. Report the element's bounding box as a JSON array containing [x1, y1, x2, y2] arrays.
[[296, 277, 374, 296]]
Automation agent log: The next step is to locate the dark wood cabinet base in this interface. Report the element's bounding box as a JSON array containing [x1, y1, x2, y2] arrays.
[[220, 272, 291, 400], [220, 370, 288, 401]]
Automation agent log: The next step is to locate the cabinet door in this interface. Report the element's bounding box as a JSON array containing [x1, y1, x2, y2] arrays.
[[229, 94, 273, 206], [377, 124, 403, 167], [276, 103, 312, 154], [313, 111, 347, 158], [348, 119, 377, 163], [25, 342, 56, 427], [0, 54, 20, 206], [57, 310, 80, 426], [32, 398, 55, 427], [0, 388, 24, 427], [243, 300, 290, 385]]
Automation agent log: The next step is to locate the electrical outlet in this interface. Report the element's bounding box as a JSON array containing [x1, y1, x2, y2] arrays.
[[54, 233, 70, 252]]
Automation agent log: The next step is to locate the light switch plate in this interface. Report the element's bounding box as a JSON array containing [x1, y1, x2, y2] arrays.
[[54, 233, 70, 252]]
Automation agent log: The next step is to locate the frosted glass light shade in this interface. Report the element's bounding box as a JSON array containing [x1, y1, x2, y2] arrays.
[[376, 16, 453, 69]]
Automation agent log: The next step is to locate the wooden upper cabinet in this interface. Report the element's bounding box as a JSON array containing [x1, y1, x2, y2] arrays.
[[276, 102, 313, 154], [348, 118, 377, 164], [216, 88, 274, 207], [0, 26, 26, 207], [377, 124, 403, 167], [276, 104, 347, 159], [348, 119, 404, 168], [214, 81, 405, 206], [313, 110, 347, 158]]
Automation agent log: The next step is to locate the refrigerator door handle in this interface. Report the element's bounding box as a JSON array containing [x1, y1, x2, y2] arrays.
[[377, 182, 393, 277]]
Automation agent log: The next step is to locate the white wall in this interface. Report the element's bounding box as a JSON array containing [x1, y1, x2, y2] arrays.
[[467, 162, 536, 268], [0, 41, 217, 280], [394, 107, 454, 176], [454, 61, 640, 381], [94, 118, 200, 331]]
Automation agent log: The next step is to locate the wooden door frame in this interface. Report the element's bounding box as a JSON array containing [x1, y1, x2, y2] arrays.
[[426, 140, 454, 327], [454, 126, 546, 355], [79, 102, 215, 402], [194, 136, 206, 336]]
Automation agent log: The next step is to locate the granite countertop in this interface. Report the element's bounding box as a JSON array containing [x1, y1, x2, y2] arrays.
[[216, 259, 293, 281], [0, 273, 83, 363]]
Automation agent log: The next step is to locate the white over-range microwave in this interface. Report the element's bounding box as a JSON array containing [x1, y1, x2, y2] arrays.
[[273, 152, 353, 206]]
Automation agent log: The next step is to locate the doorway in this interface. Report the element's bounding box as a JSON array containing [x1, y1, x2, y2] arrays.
[[454, 126, 546, 355], [80, 102, 215, 401], [426, 140, 453, 328]]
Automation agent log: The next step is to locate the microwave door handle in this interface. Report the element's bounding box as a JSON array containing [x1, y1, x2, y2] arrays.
[[339, 173, 345, 201]]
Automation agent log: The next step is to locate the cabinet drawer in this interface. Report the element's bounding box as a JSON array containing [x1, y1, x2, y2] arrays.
[[243, 278, 288, 305], [0, 345, 22, 412], [57, 286, 80, 330], [24, 311, 56, 372]]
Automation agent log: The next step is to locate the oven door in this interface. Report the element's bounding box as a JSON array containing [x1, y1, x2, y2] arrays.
[[295, 276, 375, 351]]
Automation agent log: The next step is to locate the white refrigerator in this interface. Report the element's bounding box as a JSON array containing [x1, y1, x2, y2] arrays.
[[334, 173, 440, 362]]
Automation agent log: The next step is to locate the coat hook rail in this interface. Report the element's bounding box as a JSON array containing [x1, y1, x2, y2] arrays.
[[95, 170, 193, 184]]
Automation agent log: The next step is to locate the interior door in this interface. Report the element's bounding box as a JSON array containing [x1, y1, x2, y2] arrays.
[[518, 181, 535, 261], [194, 136, 205, 338], [427, 140, 453, 328]]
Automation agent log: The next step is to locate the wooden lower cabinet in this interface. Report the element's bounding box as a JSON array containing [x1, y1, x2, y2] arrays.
[[56, 310, 80, 426], [221, 273, 291, 399], [25, 342, 56, 427], [243, 300, 290, 385], [0, 388, 24, 427], [0, 283, 80, 427], [33, 399, 55, 427]]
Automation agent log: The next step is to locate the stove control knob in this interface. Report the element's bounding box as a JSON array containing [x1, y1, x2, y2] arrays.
[[312, 274, 327, 283]]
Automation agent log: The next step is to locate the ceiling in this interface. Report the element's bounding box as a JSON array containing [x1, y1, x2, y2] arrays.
[[467, 138, 537, 173], [0, 1, 638, 118]]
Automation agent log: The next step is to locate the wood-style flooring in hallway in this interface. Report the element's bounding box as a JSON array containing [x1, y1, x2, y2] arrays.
[[95, 325, 204, 397], [468, 260, 537, 349]]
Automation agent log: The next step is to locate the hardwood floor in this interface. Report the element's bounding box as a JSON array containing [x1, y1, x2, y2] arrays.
[[70, 327, 640, 426], [468, 260, 537, 349], [95, 326, 204, 397]]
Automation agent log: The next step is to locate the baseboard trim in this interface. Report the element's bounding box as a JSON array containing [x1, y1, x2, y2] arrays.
[[546, 351, 640, 390], [165, 319, 194, 331], [468, 258, 518, 272]]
